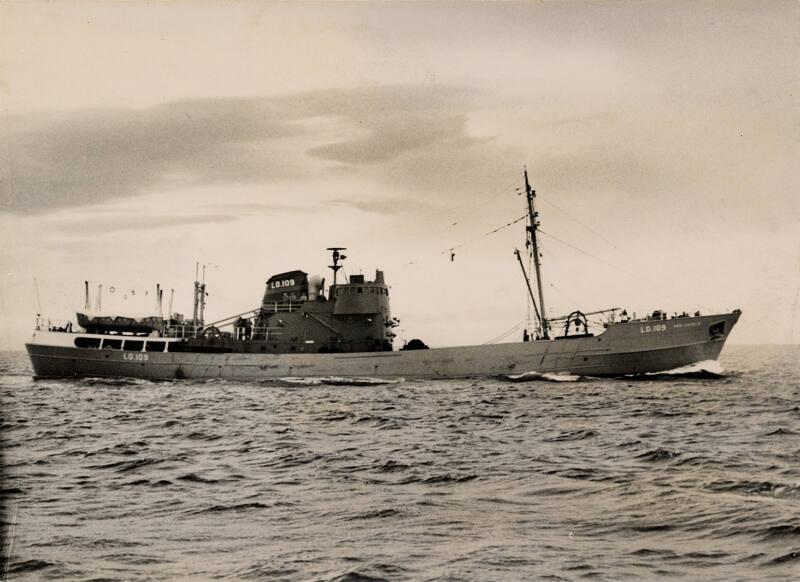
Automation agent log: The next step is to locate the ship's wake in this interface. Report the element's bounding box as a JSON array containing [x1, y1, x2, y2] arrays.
[[265, 376, 405, 387], [503, 371, 583, 383], [627, 360, 725, 380]]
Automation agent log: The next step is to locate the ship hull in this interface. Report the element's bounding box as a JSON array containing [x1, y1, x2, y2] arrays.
[[26, 312, 740, 380]]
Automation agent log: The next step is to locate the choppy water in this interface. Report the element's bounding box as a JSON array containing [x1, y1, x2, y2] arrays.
[[1, 345, 798, 580]]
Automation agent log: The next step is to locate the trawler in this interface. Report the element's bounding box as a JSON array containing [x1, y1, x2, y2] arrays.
[[26, 171, 740, 380]]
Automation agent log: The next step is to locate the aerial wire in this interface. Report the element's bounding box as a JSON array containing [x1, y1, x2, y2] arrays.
[[33, 278, 43, 314]]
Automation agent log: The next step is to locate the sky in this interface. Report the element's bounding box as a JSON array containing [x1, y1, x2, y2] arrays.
[[0, 0, 798, 350]]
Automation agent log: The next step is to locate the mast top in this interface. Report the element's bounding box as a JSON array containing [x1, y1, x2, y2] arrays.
[[327, 247, 347, 286]]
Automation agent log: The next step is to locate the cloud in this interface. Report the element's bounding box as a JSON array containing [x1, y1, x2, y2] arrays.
[[0, 85, 483, 215], [47, 214, 238, 237], [1, 101, 304, 214], [326, 196, 432, 215], [308, 114, 475, 164]]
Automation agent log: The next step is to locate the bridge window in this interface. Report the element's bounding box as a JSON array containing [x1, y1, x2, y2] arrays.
[[358, 287, 363, 293], [102, 338, 123, 350], [74, 337, 101, 349], [124, 340, 144, 351], [146, 341, 166, 352]]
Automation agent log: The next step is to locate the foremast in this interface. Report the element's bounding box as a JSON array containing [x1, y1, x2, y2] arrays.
[[524, 168, 550, 339]]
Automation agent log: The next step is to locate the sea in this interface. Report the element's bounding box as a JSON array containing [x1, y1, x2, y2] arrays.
[[1, 345, 798, 581]]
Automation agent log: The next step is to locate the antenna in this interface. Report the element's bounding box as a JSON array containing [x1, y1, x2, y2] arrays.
[[326, 247, 347, 286]]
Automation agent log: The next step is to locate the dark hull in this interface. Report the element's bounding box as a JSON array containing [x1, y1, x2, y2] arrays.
[[26, 312, 740, 380]]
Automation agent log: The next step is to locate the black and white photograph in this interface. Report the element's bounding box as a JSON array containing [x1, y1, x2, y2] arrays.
[[1, 1, 798, 579]]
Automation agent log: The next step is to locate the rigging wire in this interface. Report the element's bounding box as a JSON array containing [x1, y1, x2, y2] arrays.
[[540, 239, 598, 312], [538, 194, 618, 250], [539, 229, 713, 312], [433, 178, 521, 236], [483, 321, 523, 345], [535, 188, 716, 313], [539, 229, 614, 266], [441, 214, 527, 256]]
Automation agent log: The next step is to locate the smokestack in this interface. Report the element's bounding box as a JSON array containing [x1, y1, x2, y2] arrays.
[[168, 289, 174, 320], [156, 283, 161, 315], [96, 284, 103, 312], [84, 281, 90, 310], [308, 275, 323, 301]]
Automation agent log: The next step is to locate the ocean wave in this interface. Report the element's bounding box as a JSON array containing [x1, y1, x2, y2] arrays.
[[80, 377, 157, 387], [545, 429, 597, 442], [353, 415, 404, 429], [758, 524, 800, 541], [327, 572, 390, 582], [706, 479, 800, 498], [762, 427, 798, 436], [636, 448, 682, 462], [88, 458, 166, 472], [416, 473, 477, 484], [374, 460, 411, 473], [190, 502, 271, 515], [6, 559, 56, 575], [177, 472, 221, 484], [322, 376, 405, 386], [263, 376, 405, 387], [238, 564, 300, 579], [766, 550, 800, 565], [345, 508, 401, 521], [627, 360, 725, 380]]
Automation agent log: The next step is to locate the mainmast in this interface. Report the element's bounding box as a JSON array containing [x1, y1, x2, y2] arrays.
[[524, 168, 549, 339]]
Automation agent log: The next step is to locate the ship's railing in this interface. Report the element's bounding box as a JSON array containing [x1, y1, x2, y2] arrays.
[[40, 319, 74, 333], [625, 311, 702, 323], [163, 324, 204, 338], [229, 325, 283, 340], [161, 322, 285, 340], [261, 302, 300, 313]]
